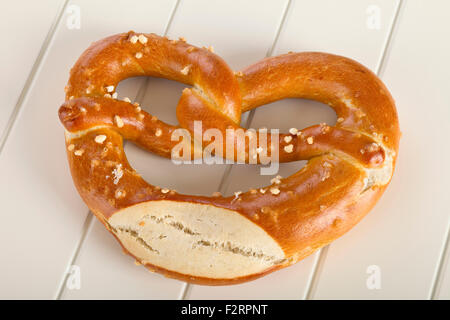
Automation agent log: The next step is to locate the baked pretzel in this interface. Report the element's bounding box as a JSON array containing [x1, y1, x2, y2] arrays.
[[59, 32, 400, 285]]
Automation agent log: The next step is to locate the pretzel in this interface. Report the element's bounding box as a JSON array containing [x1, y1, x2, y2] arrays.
[[59, 32, 400, 285]]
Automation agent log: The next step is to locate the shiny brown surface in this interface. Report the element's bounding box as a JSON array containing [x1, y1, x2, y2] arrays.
[[59, 31, 400, 285]]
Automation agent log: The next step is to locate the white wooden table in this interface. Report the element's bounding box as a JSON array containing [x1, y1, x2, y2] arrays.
[[0, 0, 449, 300]]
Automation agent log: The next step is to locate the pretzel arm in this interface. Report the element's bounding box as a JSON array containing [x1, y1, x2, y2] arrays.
[[238, 52, 400, 152]]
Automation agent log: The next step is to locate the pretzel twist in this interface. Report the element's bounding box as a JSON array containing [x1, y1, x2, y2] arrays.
[[59, 32, 400, 285]]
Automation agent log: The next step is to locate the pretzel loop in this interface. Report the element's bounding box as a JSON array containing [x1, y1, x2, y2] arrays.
[[58, 32, 400, 285]]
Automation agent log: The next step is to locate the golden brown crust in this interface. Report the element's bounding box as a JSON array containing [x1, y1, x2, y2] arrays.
[[58, 32, 400, 285]]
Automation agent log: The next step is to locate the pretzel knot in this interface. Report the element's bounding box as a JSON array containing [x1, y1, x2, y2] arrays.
[[59, 32, 400, 285]]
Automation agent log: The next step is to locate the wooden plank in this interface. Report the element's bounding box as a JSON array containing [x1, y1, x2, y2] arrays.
[[314, 0, 450, 299], [0, 0, 178, 299], [188, 0, 399, 299], [0, 0, 62, 134], [60, 215, 185, 299]]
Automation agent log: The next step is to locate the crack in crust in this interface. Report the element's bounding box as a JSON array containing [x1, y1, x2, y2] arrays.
[[114, 227, 160, 254], [145, 214, 200, 236], [193, 240, 287, 265]]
